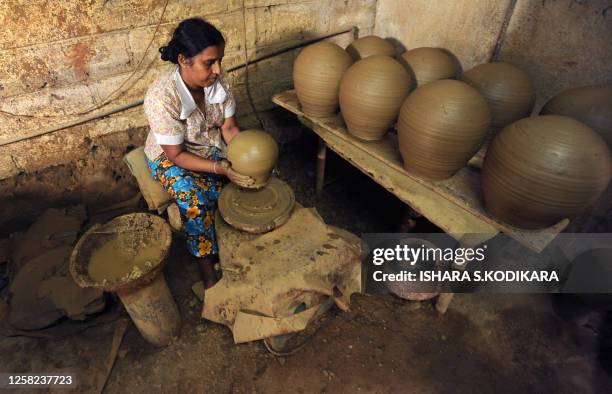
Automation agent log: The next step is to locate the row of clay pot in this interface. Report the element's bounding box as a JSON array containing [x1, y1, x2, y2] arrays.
[[292, 35, 611, 230], [292, 36, 538, 143]]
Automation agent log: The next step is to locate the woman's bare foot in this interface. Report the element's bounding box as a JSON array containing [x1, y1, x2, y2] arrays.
[[197, 256, 220, 289]]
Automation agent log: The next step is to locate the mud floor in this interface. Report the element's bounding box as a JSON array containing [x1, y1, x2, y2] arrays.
[[1, 127, 611, 393]]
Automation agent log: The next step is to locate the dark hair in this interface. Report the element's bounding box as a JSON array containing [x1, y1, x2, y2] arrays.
[[159, 18, 225, 64]]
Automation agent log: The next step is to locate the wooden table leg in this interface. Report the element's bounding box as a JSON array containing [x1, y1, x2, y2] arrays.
[[435, 232, 499, 314], [435, 293, 454, 314], [316, 137, 327, 196]]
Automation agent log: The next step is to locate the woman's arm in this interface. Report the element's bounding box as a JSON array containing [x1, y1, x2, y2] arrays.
[[161, 144, 219, 174], [221, 116, 240, 144], [161, 144, 255, 187]]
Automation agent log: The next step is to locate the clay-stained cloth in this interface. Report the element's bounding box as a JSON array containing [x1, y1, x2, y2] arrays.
[[203, 207, 362, 343]]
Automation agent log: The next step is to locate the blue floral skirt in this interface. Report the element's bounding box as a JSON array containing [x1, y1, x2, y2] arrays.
[[147, 151, 224, 258]]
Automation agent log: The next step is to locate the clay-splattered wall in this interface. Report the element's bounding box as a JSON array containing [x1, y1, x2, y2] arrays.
[[374, 0, 612, 108], [0, 0, 375, 230], [496, 0, 612, 110], [0, 0, 376, 180], [373, 0, 512, 72]]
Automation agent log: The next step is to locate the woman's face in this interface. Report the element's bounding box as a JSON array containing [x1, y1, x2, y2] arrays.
[[179, 44, 225, 89]]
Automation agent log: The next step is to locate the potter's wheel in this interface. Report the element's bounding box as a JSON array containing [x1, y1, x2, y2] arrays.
[[218, 177, 295, 234]]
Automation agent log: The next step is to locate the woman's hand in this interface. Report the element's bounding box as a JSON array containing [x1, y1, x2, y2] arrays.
[[218, 160, 255, 188]]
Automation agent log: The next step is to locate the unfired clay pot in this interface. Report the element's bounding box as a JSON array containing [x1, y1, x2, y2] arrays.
[[540, 85, 612, 149], [227, 130, 279, 188], [400, 47, 457, 89], [397, 79, 491, 180], [482, 115, 611, 229], [339, 55, 411, 141], [293, 42, 353, 117], [460, 62, 535, 137], [345, 35, 395, 61]]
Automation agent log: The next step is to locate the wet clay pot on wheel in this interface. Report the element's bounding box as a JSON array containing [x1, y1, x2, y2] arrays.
[[339, 55, 411, 141], [540, 85, 612, 149], [482, 115, 611, 229], [293, 42, 353, 117], [227, 130, 279, 189], [345, 35, 395, 61], [460, 62, 535, 138], [400, 47, 457, 89], [397, 79, 491, 180]]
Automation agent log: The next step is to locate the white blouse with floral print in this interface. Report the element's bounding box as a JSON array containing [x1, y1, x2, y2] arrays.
[[143, 67, 236, 161]]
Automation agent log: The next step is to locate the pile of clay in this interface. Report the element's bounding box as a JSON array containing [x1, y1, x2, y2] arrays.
[[7, 206, 106, 330]]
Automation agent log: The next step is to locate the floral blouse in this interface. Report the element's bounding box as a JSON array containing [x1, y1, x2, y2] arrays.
[[143, 67, 236, 161]]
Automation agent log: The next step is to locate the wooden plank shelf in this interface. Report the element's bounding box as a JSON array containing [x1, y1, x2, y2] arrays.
[[272, 89, 568, 253]]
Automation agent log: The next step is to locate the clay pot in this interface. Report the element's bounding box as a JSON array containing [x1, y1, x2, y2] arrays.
[[397, 79, 491, 180], [345, 35, 395, 61], [293, 42, 353, 117], [482, 115, 611, 229], [227, 130, 279, 188], [540, 85, 612, 149], [460, 62, 535, 137], [400, 47, 457, 89], [339, 55, 411, 141]]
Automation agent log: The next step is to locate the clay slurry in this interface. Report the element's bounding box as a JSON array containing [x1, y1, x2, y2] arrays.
[[88, 236, 161, 283]]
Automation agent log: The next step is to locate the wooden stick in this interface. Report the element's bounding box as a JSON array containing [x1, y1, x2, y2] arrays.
[[316, 137, 327, 196]]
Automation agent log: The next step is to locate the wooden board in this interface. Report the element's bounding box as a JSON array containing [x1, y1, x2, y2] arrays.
[[272, 90, 569, 252]]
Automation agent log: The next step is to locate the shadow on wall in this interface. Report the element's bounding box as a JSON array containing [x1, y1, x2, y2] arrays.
[[233, 28, 356, 114]]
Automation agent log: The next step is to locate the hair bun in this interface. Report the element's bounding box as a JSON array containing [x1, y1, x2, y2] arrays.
[[159, 40, 180, 63], [159, 45, 170, 61]]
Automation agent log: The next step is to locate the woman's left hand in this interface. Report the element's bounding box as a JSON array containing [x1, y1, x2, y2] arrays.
[[219, 160, 255, 188]]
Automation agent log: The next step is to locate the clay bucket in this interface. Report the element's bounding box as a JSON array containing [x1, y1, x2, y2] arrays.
[[460, 62, 535, 138], [293, 42, 353, 117], [482, 115, 611, 229], [540, 84, 612, 149], [69, 213, 180, 346], [345, 35, 395, 61], [399, 47, 457, 89], [397, 79, 491, 180], [227, 129, 279, 189], [339, 55, 411, 141]]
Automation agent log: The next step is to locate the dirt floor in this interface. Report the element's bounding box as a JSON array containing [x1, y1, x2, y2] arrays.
[[1, 126, 611, 393]]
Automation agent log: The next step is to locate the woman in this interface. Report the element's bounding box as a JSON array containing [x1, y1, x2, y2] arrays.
[[143, 18, 253, 288]]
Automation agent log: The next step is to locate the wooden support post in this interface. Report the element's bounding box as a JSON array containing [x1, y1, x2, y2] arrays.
[[435, 293, 455, 314], [435, 232, 499, 314], [316, 137, 327, 196]]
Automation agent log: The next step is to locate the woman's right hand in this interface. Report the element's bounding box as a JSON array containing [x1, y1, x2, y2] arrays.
[[218, 160, 255, 188]]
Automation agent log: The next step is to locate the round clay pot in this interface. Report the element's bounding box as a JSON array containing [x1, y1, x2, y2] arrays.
[[540, 85, 612, 149], [460, 62, 535, 137], [339, 55, 411, 141], [227, 130, 279, 188], [345, 35, 395, 61], [293, 42, 353, 117], [397, 79, 491, 180], [482, 115, 611, 229], [400, 47, 457, 89]]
